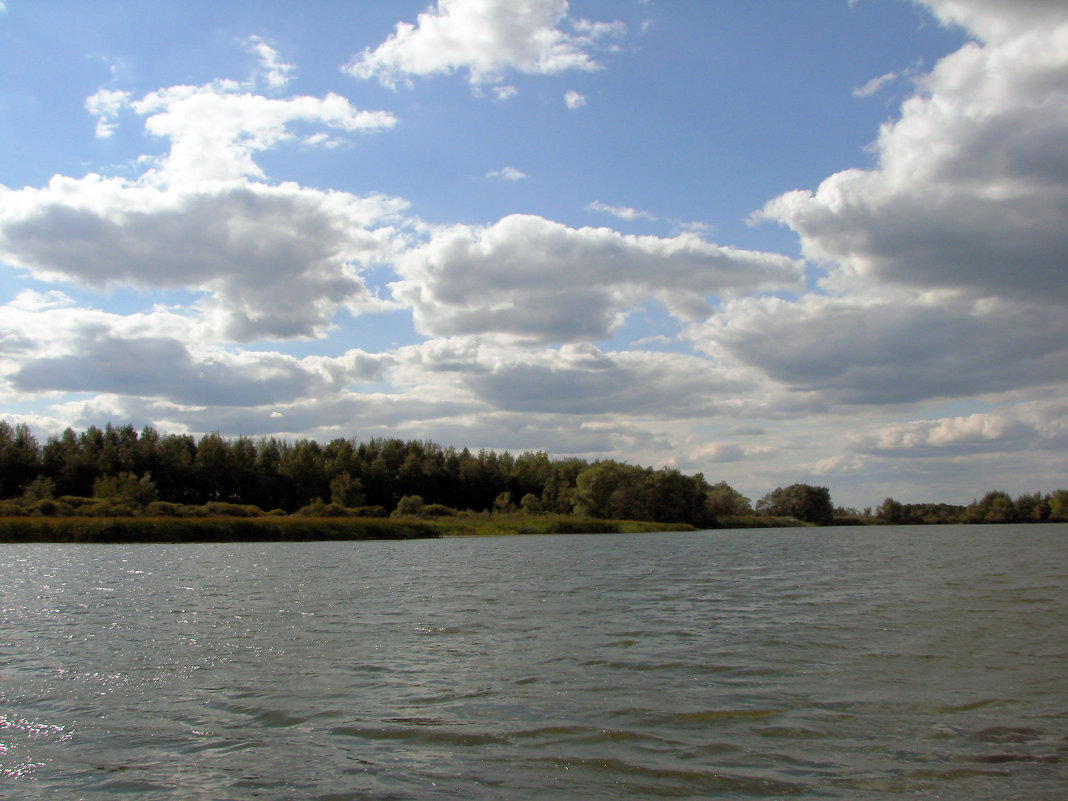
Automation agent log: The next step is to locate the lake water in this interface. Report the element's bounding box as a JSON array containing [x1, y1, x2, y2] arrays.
[[1, 525, 1065, 800]]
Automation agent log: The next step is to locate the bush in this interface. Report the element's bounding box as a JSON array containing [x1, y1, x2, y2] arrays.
[[28, 498, 74, 517], [420, 503, 458, 517], [81, 500, 135, 517], [203, 501, 265, 518], [392, 495, 424, 518], [144, 501, 191, 517]]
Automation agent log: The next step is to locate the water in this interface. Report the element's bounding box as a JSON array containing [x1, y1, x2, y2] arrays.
[[1, 525, 1064, 800]]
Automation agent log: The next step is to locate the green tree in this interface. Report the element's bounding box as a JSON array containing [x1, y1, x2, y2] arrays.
[[0, 421, 42, 497], [22, 476, 55, 501], [758, 484, 834, 525], [1048, 489, 1068, 521], [493, 491, 515, 514], [877, 497, 904, 524], [704, 481, 752, 518], [93, 472, 159, 507], [519, 492, 542, 514], [393, 494, 424, 517], [330, 472, 366, 507]]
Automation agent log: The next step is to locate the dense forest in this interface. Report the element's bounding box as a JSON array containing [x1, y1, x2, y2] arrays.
[[1, 421, 1066, 527]]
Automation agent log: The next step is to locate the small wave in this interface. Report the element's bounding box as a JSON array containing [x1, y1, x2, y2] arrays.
[[330, 723, 505, 747], [545, 756, 809, 796]]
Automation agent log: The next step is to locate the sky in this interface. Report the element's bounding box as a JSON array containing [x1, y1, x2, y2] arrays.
[[1, 0, 1066, 510]]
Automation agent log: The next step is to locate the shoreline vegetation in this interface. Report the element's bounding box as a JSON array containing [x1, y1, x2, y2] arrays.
[[1, 421, 1066, 542]]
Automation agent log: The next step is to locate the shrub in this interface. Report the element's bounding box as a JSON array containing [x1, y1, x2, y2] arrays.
[[420, 503, 458, 517], [28, 498, 74, 517], [203, 502, 265, 518]]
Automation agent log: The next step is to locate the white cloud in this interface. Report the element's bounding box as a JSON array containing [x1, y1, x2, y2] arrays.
[[564, 90, 586, 108], [852, 71, 898, 98], [587, 200, 656, 221], [0, 175, 407, 341], [690, 292, 1068, 406], [486, 166, 527, 181], [0, 300, 391, 408], [343, 0, 625, 88], [0, 75, 406, 342], [454, 344, 750, 417], [848, 401, 1068, 457], [758, 6, 1068, 304], [493, 85, 517, 101], [131, 81, 396, 183], [390, 213, 803, 344], [85, 88, 131, 138], [920, 0, 1068, 44], [693, 442, 745, 463], [723, 2, 1068, 427], [245, 35, 295, 90], [7, 289, 75, 312]]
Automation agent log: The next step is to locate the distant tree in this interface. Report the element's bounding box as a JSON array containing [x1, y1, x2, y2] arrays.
[[493, 491, 515, 514], [705, 481, 752, 518], [330, 472, 366, 507], [758, 484, 834, 525], [519, 492, 542, 514], [22, 476, 55, 501], [93, 472, 158, 507], [0, 421, 42, 497], [964, 490, 1018, 523], [393, 494, 424, 517], [1048, 489, 1068, 522], [877, 497, 904, 524]]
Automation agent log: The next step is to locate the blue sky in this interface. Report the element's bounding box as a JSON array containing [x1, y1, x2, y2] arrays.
[[1, 0, 1065, 508]]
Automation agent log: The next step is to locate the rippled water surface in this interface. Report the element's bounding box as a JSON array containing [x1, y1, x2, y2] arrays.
[[1, 525, 1065, 799]]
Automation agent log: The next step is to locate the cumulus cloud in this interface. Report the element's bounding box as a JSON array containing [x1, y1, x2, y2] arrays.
[[0, 75, 404, 341], [458, 344, 749, 417], [692, 292, 1068, 405], [485, 166, 527, 181], [692, 442, 745, 463], [852, 71, 898, 98], [344, 0, 625, 88], [131, 81, 396, 183], [758, 4, 1068, 303], [0, 176, 407, 340], [390, 213, 803, 344], [587, 200, 656, 221], [0, 300, 390, 408], [921, 0, 1068, 43], [564, 90, 586, 108], [85, 88, 132, 137], [848, 401, 1068, 457], [245, 35, 295, 90], [723, 1, 1068, 420]]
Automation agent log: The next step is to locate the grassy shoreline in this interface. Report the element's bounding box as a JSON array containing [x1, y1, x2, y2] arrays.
[[0, 511, 841, 544], [0, 516, 441, 544]]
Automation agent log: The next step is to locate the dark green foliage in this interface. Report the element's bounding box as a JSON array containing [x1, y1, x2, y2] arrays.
[[705, 481, 752, 518], [4, 419, 1067, 530], [0, 421, 41, 497], [877, 497, 904, 524], [421, 503, 458, 517], [93, 472, 159, 507], [0, 516, 440, 543], [757, 484, 834, 525], [392, 495, 424, 517]]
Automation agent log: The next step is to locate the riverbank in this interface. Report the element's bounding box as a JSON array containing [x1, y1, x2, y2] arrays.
[[0, 510, 860, 543], [0, 516, 441, 543]]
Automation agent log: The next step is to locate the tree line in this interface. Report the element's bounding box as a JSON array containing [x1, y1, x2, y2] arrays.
[[876, 490, 1068, 525], [1, 421, 1064, 527], [0, 420, 753, 526]]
